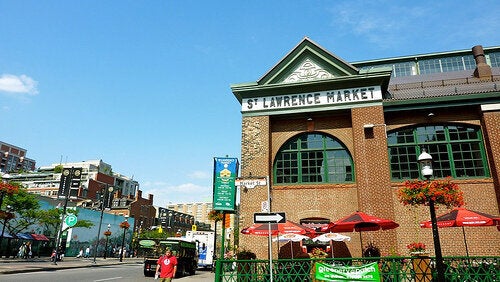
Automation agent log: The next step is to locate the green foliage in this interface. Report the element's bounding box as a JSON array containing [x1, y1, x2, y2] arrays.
[[54, 165, 63, 173], [38, 208, 94, 237], [139, 229, 175, 239], [4, 186, 43, 235]]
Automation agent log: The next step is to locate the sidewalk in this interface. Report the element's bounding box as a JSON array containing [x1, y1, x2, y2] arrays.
[[0, 256, 143, 275]]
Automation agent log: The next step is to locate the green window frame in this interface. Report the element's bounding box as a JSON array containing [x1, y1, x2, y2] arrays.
[[274, 133, 354, 184], [388, 124, 490, 180]]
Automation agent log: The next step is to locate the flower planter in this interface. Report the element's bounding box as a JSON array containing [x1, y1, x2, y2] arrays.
[[411, 253, 432, 282]]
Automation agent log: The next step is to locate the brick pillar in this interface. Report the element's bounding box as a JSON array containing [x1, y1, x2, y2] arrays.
[[239, 115, 271, 258], [351, 106, 398, 251], [481, 109, 500, 213]]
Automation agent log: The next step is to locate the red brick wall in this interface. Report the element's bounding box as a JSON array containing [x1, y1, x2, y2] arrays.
[[238, 106, 500, 259]]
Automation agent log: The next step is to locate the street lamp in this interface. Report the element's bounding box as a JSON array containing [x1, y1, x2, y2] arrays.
[[418, 148, 445, 282], [93, 185, 114, 264], [168, 212, 173, 231], [103, 224, 111, 259], [119, 215, 129, 262]]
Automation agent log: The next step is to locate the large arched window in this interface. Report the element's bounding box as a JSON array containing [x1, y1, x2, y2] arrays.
[[388, 124, 490, 180], [274, 133, 354, 184]]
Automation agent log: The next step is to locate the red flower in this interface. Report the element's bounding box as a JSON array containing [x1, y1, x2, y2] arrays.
[[0, 182, 19, 195], [397, 177, 464, 208], [103, 230, 112, 236], [208, 210, 223, 222], [120, 221, 130, 229], [407, 242, 426, 253]]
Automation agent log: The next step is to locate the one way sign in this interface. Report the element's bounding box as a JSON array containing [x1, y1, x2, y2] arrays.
[[254, 212, 286, 224]]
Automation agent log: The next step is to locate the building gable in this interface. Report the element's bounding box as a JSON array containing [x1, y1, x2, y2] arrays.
[[258, 37, 359, 85]]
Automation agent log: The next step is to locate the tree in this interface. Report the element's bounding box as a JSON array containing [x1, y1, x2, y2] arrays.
[[38, 208, 94, 237], [3, 187, 42, 235], [53, 165, 63, 173]]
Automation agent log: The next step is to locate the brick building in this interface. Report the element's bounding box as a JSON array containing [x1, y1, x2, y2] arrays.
[[231, 38, 500, 258]]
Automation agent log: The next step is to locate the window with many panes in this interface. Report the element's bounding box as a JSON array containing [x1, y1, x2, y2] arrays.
[[274, 133, 354, 184], [489, 51, 500, 67], [388, 124, 489, 180]]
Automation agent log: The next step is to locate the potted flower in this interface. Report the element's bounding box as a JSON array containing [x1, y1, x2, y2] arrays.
[[207, 209, 224, 222], [407, 242, 426, 255], [119, 221, 130, 229], [397, 177, 464, 208]]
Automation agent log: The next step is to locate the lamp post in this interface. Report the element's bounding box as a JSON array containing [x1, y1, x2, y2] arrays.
[[119, 216, 129, 262], [103, 224, 111, 259], [168, 212, 173, 233], [418, 148, 445, 282], [93, 185, 113, 264]]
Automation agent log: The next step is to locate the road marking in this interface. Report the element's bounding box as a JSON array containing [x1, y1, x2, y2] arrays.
[[94, 277, 122, 281]]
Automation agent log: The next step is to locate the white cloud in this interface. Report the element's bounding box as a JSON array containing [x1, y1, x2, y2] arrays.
[[187, 170, 211, 179], [329, 2, 433, 49], [0, 74, 39, 95], [142, 181, 212, 207]]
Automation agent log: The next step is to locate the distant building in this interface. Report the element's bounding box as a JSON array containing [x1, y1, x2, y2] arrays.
[[0, 141, 36, 173], [6, 159, 154, 232], [167, 202, 213, 227], [11, 159, 138, 200]]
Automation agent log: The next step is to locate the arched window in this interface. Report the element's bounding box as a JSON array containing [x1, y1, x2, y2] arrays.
[[388, 124, 490, 180], [274, 133, 354, 184]]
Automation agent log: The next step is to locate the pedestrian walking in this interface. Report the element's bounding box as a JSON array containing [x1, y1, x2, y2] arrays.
[[155, 249, 177, 281]]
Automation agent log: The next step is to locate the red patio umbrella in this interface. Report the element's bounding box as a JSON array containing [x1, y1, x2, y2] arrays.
[[241, 220, 316, 236], [322, 211, 399, 255], [420, 207, 500, 257], [241, 220, 316, 258]]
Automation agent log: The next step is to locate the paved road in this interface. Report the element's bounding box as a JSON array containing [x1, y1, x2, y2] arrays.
[[0, 257, 215, 281]]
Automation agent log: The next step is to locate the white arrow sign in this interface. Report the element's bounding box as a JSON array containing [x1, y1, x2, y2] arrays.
[[254, 212, 286, 223]]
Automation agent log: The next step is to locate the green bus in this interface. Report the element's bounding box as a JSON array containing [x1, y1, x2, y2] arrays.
[[139, 237, 198, 277]]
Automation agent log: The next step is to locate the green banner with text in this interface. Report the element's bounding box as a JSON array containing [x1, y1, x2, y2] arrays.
[[213, 157, 239, 212], [315, 261, 380, 281]]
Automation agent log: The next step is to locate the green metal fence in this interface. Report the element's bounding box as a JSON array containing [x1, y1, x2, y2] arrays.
[[215, 256, 499, 281]]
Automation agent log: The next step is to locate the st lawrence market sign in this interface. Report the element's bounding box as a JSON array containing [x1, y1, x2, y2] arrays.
[[242, 86, 382, 113]]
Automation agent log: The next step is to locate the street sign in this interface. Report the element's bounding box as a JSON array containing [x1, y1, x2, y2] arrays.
[[254, 212, 286, 224], [65, 214, 78, 227], [261, 201, 269, 212], [235, 177, 267, 189]]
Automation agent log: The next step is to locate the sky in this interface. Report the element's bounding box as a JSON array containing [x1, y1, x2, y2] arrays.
[[1, 1, 499, 207]]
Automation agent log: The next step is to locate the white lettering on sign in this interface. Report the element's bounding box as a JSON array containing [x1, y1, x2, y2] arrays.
[[235, 178, 267, 188], [242, 86, 382, 112]]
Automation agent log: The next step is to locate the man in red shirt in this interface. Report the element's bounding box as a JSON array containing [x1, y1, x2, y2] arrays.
[[155, 249, 178, 281]]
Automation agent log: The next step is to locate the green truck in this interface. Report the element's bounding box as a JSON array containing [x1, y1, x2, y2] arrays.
[[139, 237, 198, 277]]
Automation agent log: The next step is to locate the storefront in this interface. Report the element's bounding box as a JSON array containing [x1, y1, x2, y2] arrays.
[[231, 37, 500, 258]]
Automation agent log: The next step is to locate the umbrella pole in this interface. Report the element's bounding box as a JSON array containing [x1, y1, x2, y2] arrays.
[[359, 232, 363, 257], [462, 226, 470, 258], [277, 234, 280, 256], [290, 241, 293, 259], [330, 240, 334, 258]]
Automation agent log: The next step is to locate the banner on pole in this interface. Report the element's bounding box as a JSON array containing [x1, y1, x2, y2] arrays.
[[315, 262, 380, 281], [213, 157, 239, 211]]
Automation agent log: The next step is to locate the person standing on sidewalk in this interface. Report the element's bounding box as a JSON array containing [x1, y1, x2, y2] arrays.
[[155, 249, 177, 281]]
